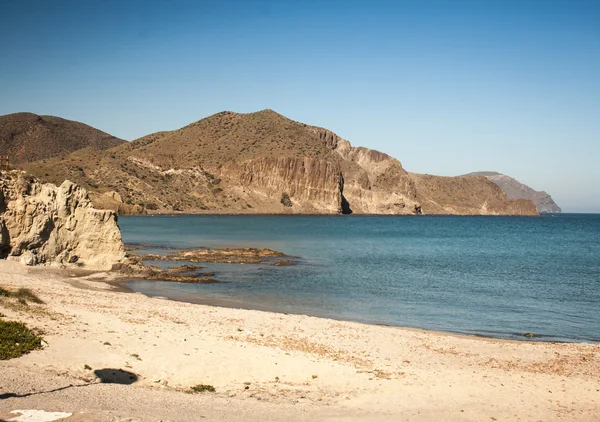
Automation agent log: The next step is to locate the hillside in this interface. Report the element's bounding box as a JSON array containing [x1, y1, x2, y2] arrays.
[[465, 172, 561, 213], [0, 112, 125, 164], [20, 110, 537, 216], [411, 173, 538, 215]]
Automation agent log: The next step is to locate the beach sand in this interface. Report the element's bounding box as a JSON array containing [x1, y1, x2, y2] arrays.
[[0, 260, 598, 421]]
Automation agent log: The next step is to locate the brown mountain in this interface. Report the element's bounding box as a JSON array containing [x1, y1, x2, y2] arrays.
[[410, 173, 537, 215], [464, 172, 561, 213], [0, 112, 126, 164], [20, 110, 537, 216]]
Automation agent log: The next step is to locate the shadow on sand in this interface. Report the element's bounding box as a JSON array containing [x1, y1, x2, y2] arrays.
[[94, 368, 138, 385], [0, 368, 138, 401]]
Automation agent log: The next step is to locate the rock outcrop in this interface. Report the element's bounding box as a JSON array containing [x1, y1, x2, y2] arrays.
[[225, 157, 343, 213], [0, 171, 126, 270], [464, 172, 561, 213], [327, 134, 421, 214]]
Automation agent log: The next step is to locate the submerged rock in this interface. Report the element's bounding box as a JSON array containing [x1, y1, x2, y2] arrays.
[[139, 247, 288, 264], [0, 171, 126, 270]]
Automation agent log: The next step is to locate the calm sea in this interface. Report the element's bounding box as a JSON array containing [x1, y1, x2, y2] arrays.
[[120, 214, 600, 343]]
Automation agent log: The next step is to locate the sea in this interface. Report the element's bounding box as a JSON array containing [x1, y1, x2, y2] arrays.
[[119, 214, 600, 343]]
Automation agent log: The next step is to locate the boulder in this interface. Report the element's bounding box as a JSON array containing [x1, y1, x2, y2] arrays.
[[0, 171, 126, 270]]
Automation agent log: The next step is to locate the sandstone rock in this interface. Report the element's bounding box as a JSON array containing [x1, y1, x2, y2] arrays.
[[329, 140, 421, 215], [0, 171, 126, 270], [225, 156, 343, 214], [88, 190, 145, 215]]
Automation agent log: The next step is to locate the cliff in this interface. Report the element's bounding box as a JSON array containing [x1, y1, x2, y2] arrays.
[[224, 156, 343, 213], [0, 172, 126, 270], [326, 133, 421, 214], [465, 172, 561, 213]]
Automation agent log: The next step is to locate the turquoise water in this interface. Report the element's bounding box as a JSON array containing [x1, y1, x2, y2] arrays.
[[120, 214, 600, 343]]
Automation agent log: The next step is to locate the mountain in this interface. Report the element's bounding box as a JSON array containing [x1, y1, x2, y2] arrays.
[[19, 110, 537, 216], [410, 173, 538, 215], [464, 172, 561, 213], [0, 112, 126, 164]]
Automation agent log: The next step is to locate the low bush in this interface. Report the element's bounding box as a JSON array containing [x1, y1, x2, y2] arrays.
[[280, 192, 292, 207], [191, 384, 215, 393], [0, 320, 43, 360]]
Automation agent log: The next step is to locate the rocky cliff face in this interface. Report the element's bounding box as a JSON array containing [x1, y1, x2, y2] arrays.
[[223, 157, 343, 213], [327, 134, 421, 214], [0, 172, 126, 270], [465, 172, 561, 213]]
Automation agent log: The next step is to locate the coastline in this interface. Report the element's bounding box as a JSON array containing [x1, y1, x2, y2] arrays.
[[1, 261, 599, 421], [52, 269, 535, 346], [123, 212, 544, 217], [123, 278, 592, 344]]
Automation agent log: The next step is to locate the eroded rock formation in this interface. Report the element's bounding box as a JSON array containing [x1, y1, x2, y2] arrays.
[[224, 156, 344, 213], [0, 171, 126, 270]]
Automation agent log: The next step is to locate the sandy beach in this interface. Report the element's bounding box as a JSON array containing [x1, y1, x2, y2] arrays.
[[0, 260, 598, 421]]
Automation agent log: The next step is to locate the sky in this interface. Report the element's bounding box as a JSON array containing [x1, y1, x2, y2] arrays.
[[0, 0, 599, 212]]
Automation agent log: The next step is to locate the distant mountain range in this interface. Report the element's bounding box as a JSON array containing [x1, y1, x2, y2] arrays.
[[2, 109, 544, 216], [464, 172, 561, 213]]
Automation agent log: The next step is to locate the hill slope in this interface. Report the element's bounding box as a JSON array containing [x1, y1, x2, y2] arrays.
[[410, 173, 537, 215], [20, 110, 537, 216], [465, 172, 561, 213], [0, 112, 126, 164]]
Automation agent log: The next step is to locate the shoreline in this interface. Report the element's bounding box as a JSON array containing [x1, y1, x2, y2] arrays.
[[2, 260, 599, 421], [123, 277, 593, 345], [121, 212, 546, 217]]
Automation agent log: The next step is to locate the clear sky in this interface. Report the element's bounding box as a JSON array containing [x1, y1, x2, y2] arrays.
[[1, 0, 599, 212]]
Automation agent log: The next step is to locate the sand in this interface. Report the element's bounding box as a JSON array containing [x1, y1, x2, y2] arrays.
[[0, 260, 598, 421]]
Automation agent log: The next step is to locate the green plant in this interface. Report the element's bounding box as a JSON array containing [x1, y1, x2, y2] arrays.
[[191, 384, 215, 393], [0, 320, 43, 360], [280, 192, 292, 207]]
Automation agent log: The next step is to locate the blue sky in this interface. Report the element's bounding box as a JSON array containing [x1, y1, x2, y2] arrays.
[[1, 0, 599, 212]]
